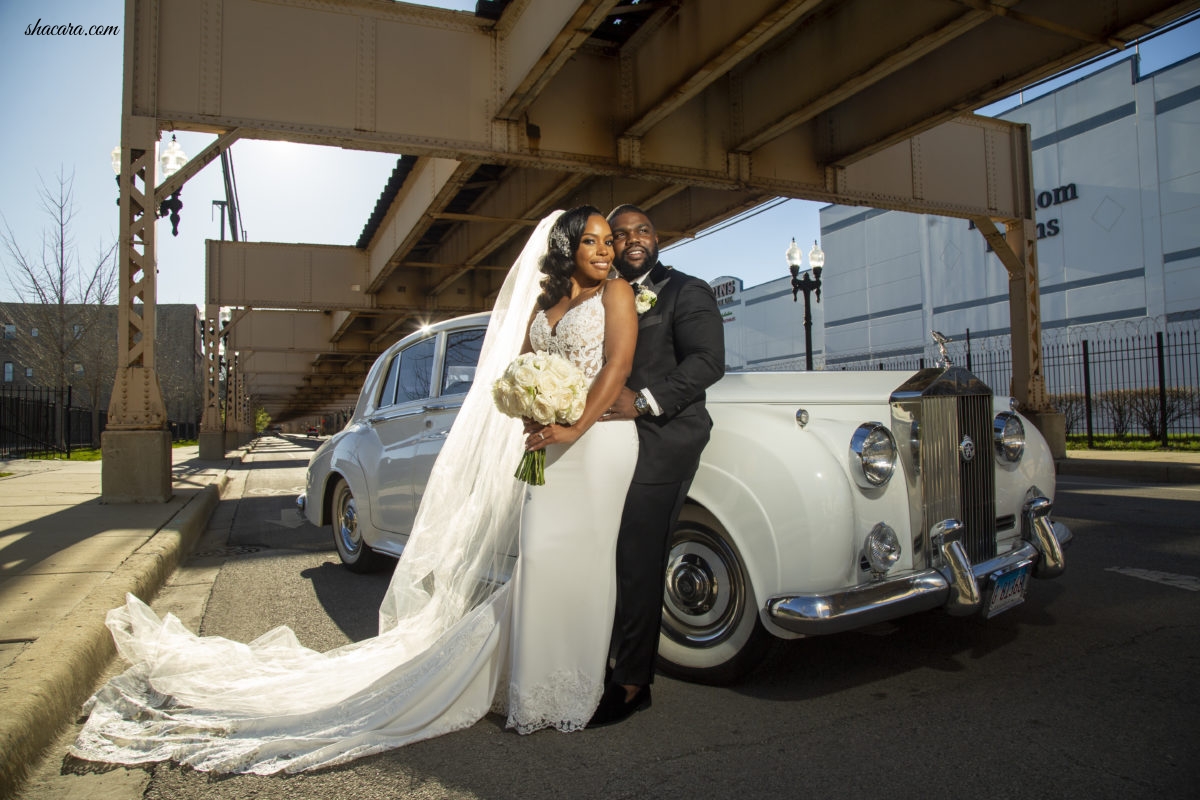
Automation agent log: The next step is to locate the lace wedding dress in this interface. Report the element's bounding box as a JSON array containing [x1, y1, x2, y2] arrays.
[[507, 290, 638, 733], [69, 212, 636, 774]]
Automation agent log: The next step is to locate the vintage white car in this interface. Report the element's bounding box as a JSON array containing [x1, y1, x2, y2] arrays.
[[300, 312, 1072, 684]]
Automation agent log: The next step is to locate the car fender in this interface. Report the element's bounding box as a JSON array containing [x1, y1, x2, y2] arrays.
[[994, 409, 1057, 512], [691, 404, 859, 615], [322, 444, 383, 547]]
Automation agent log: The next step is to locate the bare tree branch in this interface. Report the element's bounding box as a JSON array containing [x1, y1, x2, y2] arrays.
[[1, 169, 119, 445]]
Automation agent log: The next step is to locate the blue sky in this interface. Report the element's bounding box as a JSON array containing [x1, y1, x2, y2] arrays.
[[1, 1, 1196, 308]]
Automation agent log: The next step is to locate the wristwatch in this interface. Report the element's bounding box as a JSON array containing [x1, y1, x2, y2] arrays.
[[633, 391, 651, 416]]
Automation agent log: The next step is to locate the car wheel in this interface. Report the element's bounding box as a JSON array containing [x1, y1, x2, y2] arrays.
[[657, 505, 771, 685], [330, 478, 389, 573]]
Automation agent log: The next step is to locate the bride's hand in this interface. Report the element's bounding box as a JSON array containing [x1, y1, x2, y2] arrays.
[[524, 424, 581, 451]]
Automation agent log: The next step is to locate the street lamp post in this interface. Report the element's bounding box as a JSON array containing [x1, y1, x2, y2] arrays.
[[157, 135, 187, 236], [112, 135, 187, 235], [787, 238, 825, 370]]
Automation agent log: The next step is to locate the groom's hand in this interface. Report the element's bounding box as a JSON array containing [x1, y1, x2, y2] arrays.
[[603, 387, 639, 421]]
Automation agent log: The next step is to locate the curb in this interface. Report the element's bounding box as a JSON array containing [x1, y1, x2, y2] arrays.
[[0, 478, 225, 800], [1055, 458, 1200, 485]]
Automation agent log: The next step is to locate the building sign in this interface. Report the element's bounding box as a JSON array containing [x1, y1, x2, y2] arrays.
[[711, 277, 741, 307], [710, 277, 741, 324], [969, 182, 1077, 247]]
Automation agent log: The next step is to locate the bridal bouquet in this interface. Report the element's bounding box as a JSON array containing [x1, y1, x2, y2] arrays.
[[492, 351, 588, 485]]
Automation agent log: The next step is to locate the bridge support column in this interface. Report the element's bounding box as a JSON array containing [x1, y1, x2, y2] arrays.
[[970, 214, 1065, 458], [199, 305, 226, 459], [102, 115, 172, 503]]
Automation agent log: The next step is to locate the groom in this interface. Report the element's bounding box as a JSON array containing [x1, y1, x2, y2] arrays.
[[590, 204, 725, 726]]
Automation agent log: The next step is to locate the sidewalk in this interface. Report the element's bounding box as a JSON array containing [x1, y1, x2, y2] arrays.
[[1055, 447, 1200, 484], [0, 445, 243, 799]]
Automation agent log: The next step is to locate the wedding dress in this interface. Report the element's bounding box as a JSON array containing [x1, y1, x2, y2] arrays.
[[507, 290, 638, 733], [69, 212, 637, 774]]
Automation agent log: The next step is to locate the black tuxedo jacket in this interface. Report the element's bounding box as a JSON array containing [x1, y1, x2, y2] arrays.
[[628, 262, 725, 483]]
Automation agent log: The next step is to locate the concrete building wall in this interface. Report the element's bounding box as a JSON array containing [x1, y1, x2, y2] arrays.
[[0, 303, 202, 423]]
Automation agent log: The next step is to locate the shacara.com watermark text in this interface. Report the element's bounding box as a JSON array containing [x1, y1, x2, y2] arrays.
[[25, 19, 120, 36]]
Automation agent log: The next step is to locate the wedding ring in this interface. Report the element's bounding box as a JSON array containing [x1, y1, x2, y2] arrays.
[[539, 432, 546, 441]]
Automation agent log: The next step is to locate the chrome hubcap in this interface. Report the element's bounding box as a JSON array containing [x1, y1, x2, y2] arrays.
[[668, 554, 717, 615], [662, 526, 744, 647], [337, 491, 359, 554]]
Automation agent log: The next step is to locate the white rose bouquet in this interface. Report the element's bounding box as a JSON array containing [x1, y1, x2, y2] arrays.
[[492, 350, 588, 485]]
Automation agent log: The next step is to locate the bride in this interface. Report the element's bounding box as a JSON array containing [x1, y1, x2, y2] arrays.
[[70, 207, 639, 773]]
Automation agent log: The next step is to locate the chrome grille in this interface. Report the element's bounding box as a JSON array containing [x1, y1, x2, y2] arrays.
[[922, 396, 960, 533], [957, 394, 996, 562], [892, 367, 997, 567]]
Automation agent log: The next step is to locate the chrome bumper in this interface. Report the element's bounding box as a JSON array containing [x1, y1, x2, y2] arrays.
[[766, 498, 1073, 635], [296, 494, 306, 513]]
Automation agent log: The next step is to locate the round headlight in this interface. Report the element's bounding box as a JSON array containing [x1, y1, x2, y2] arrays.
[[849, 422, 897, 488], [864, 523, 901, 574], [993, 411, 1025, 463]]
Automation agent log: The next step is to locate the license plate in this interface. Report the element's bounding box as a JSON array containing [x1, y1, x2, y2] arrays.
[[984, 561, 1031, 618]]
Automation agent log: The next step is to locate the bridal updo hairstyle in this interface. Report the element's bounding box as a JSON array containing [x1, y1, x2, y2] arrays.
[[537, 205, 604, 310]]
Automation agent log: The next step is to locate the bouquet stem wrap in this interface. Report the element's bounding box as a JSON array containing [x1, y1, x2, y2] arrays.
[[492, 351, 587, 486]]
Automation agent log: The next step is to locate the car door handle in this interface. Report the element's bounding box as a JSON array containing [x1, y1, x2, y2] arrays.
[[367, 408, 424, 425], [423, 402, 462, 411]]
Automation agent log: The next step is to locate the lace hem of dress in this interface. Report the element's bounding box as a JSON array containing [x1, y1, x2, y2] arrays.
[[504, 667, 603, 734]]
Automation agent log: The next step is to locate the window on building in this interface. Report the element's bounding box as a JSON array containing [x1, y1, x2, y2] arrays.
[[73, 324, 83, 338], [24, 367, 32, 378], [30, 327, 38, 337], [74, 363, 84, 375], [3, 363, 12, 382], [4, 324, 14, 339]]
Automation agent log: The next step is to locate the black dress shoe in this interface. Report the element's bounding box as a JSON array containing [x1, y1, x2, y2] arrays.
[[588, 683, 651, 728]]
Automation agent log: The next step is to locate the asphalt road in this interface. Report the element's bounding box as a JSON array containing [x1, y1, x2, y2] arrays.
[[19, 437, 1200, 800]]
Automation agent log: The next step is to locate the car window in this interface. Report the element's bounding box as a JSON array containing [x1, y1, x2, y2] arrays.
[[441, 328, 485, 395], [378, 353, 401, 408], [396, 337, 436, 403]]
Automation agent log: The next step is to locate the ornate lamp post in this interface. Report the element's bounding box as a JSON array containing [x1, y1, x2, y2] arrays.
[[110, 145, 122, 205], [157, 135, 187, 236], [788, 238, 825, 370], [113, 136, 187, 234]]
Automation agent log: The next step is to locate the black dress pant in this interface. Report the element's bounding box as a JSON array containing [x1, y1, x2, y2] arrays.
[[608, 477, 692, 687]]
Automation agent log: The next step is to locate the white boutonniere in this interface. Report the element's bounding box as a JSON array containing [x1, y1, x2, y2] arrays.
[[633, 283, 658, 315]]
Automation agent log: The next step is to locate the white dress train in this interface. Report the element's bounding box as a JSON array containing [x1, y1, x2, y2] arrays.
[[70, 269, 637, 773]]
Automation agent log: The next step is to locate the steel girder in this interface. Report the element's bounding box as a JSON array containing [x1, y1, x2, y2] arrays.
[[118, 0, 1200, 421]]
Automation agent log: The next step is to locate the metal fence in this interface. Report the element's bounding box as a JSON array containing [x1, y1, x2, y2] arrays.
[[829, 317, 1200, 443], [0, 385, 201, 459], [0, 386, 101, 458]]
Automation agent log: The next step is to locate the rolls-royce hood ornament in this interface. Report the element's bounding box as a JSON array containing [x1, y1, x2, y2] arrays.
[[931, 330, 952, 368]]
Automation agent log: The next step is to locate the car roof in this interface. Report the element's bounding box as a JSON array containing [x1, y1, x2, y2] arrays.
[[383, 311, 491, 356]]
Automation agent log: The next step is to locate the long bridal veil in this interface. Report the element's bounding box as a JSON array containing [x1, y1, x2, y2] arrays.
[[70, 211, 565, 774]]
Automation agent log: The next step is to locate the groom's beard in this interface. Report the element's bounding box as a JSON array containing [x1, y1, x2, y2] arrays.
[[612, 243, 659, 282]]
